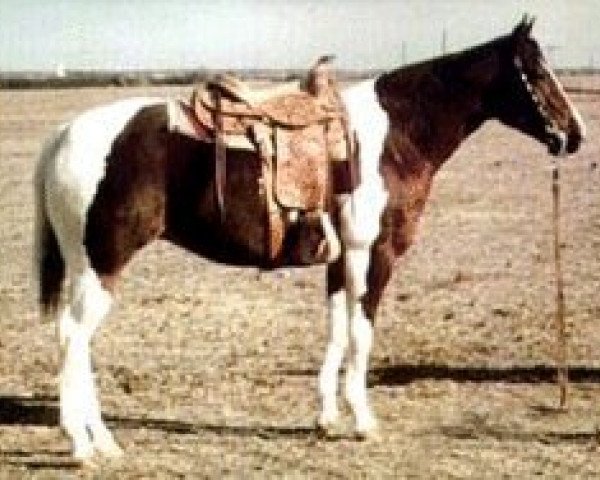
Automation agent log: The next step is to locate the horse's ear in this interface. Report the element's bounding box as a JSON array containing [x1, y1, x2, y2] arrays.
[[514, 14, 535, 38]]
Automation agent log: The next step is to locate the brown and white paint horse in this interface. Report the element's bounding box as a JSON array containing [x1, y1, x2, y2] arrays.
[[35, 18, 584, 460]]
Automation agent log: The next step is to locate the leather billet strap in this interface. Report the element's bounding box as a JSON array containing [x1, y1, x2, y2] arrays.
[[212, 89, 227, 220], [328, 116, 359, 196]]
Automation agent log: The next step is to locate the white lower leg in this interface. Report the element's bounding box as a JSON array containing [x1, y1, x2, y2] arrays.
[[59, 268, 120, 459], [345, 304, 377, 435], [84, 367, 122, 457], [317, 290, 349, 428]]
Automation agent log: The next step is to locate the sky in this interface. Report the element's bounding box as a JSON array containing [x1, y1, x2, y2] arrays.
[[1, 0, 599, 72]]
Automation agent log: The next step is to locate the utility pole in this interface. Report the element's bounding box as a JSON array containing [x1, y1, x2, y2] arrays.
[[402, 41, 407, 65], [441, 27, 448, 55]]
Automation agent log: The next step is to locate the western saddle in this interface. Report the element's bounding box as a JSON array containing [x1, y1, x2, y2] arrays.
[[184, 56, 355, 263]]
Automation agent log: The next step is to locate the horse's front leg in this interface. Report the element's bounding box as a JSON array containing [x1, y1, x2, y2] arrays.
[[318, 178, 388, 438], [317, 259, 349, 433], [317, 247, 389, 438], [339, 177, 388, 438], [344, 294, 376, 437], [345, 235, 394, 438]]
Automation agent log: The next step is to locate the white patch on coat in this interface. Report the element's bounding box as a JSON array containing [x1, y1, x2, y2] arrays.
[[342, 79, 389, 184], [45, 97, 163, 222], [339, 79, 389, 297], [541, 60, 587, 139]]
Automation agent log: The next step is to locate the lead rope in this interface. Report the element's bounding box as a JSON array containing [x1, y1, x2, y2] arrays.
[[551, 162, 568, 408], [515, 53, 570, 407]]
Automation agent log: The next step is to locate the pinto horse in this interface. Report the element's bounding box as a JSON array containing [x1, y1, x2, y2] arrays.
[[34, 18, 584, 460]]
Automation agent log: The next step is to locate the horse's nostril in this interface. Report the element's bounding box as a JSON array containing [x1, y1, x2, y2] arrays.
[[546, 130, 566, 156], [567, 132, 582, 154]]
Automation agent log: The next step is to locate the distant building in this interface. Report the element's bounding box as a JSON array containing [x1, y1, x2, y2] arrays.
[[55, 63, 66, 78]]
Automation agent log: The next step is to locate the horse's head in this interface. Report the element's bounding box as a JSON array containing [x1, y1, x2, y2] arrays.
[[492, 16, 585, 155]]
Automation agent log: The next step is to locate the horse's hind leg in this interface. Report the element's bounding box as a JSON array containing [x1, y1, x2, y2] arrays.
[[58, 266, 122, 460]]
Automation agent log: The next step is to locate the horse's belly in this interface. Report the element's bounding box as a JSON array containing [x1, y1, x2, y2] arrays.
[[211, 152, 329, 267]]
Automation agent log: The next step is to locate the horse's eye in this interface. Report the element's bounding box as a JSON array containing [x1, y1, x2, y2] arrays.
[[528, 66, 546, 82]]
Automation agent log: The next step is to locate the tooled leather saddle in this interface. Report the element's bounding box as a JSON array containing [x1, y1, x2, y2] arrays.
[[174, 56, 356, 262]]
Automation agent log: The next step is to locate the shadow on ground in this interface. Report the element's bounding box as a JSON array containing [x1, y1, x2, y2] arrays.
[[0, 393, 318, 439], [3, 363, 600, 430], [282, 363, 600, 387], [437, 423, 600, 445]]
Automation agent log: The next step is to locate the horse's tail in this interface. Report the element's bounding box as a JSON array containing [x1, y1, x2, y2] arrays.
[[34, 128, 67, 319]]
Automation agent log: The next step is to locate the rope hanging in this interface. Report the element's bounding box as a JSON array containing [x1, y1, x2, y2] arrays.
[[551, 162, 568, 408]]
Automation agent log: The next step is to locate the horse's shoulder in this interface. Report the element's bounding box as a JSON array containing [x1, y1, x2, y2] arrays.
[[342, 79, 388, 143]]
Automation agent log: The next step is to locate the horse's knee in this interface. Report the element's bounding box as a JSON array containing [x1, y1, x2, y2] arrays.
[[344, 248, 371, 298], [70, 268, 112, 333], [328, 289, 349, 348]]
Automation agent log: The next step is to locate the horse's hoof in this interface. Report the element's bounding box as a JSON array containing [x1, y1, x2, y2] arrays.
[[315, 420, 339, 439], [354, 427, 381, 442], [97, 442, 124, 459], [72, 441, 95, 461], [73, 447, 98, 469], [95, 438, 124, 459], [77, 457, 100, 469], [315, 421, 331, 438]]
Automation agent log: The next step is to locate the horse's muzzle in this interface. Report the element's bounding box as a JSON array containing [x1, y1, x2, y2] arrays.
[[546, 129, 582, 156], [547, 118, 585, 156], [546, 130, 567, 156], [566, 130, 583, 154]]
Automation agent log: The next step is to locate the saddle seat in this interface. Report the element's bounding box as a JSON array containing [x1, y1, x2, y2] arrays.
[[211, 74, 302, 107], [193, 75, 345, 132]]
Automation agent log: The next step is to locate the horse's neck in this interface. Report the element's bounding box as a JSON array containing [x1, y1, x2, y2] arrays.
[[376, 57, 495, 170]]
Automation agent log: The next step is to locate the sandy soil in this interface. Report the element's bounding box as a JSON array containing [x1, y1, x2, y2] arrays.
[[0, 81, 599, 479]]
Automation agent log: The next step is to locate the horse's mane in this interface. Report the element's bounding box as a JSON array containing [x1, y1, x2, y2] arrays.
[[377, 31, 514, 96]]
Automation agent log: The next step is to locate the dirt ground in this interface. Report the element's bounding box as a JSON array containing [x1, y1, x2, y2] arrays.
[[0, 78, 599, 479]]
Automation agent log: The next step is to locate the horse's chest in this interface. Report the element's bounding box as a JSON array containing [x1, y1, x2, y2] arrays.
[[383, 169, 433, 255]]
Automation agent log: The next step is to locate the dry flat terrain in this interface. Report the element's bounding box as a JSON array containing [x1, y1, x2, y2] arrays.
[[0, 80, 599, 478]]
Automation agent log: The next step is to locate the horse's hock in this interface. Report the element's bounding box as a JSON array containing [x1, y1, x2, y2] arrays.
[[189, 57, 354, 264]]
